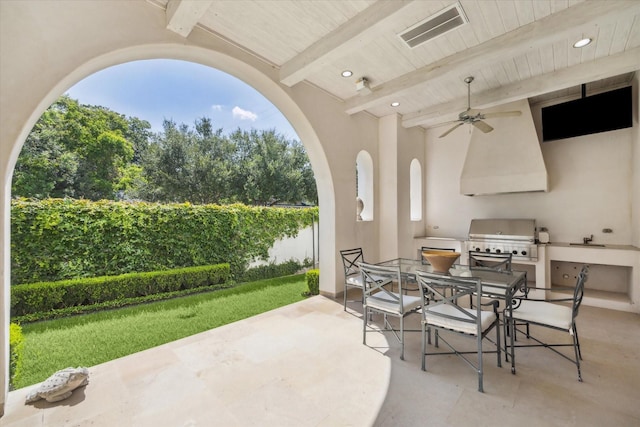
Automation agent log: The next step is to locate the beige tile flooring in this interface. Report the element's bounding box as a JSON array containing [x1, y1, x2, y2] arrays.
[[3, 292, 640, 426]]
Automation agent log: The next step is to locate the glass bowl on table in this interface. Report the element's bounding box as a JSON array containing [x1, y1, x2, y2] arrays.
[[422, 250, 461, 273]]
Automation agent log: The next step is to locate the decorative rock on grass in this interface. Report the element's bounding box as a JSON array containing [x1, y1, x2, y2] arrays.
[[25, 367, 89, 404]]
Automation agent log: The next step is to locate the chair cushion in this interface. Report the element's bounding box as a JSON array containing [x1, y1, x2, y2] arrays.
[[508, 300, 573, 332], [424, 305, 496, 335], [346, 275, 363, 287], [366, 292, 422, 314]]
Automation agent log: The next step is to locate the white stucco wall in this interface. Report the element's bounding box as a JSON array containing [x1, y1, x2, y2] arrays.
[[424, 98, 639, 246], [632, 73, 640, 248], [0, 1, 380, 414], [249, 225, 319, 269], [376, 114, 425, 262], [397, 118, 426, 258]]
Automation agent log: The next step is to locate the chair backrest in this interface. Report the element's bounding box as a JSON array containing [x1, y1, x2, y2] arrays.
[[416, 270, 483, 333], [340, 248, 364, 280], [468, 251, 512, 272], [359, 262, 405, 311], [572, 265, 589, 319], [421, 247, 455, 264]]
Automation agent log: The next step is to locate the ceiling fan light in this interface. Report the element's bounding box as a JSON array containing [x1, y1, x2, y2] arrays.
[[573, 38, 592, 48]]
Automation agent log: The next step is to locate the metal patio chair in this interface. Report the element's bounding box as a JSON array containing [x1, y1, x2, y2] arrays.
[[360, 262, 422, 360], [504, 265, 589, 381], [340, 248, 365, 311], [468, 251, 530, 340], [468, 250, 513, 271], [395, 247, 458, 295], [468, 251, 515, 303], [416, 270, 501, 392]]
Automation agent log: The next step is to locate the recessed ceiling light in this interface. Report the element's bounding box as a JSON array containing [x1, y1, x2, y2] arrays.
[[341, 70, 353, 77], [390, 102, 400, 107], [573, 38, 592, 48]]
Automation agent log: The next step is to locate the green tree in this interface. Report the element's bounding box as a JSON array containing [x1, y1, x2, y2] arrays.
[[12, 95, 148, 201], [14, 95, 317, 206], [75, 131, 134, 199], [12, 120, 79, 199], [125, 116, 153, 164], [138, 118, 235, 204], [229, 128, 317, 205]]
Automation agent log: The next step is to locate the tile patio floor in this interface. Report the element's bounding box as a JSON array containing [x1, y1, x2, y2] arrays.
[[3, 293, 640, 426]]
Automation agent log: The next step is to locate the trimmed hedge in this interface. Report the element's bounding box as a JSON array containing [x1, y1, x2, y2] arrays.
[[12, 285, 224, 323], [9, 323, 24, 389], [238, 259, 306, 283], [11, 263, 230, 318], [11, 198, 317, 284], [306, 269, 319, 295]]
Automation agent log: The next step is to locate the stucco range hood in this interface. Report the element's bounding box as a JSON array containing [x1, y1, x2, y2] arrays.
[[460, 99, 548, 196]]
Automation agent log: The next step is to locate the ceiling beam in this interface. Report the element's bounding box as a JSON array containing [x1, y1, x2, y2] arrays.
[[279, 0, 414, 87], [166, 0, 213, 37], [345, 0, 640, 115], [402, 47, 640, 128]]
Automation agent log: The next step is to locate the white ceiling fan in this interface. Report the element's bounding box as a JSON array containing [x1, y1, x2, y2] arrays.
[[437, 76, 522, 138]]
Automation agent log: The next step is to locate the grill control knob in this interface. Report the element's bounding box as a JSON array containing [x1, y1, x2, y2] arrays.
[[521, 250, 527, 256], [512, 250, 518, 255], [495, 249, 501, 253], [485, 248, 491, 253]]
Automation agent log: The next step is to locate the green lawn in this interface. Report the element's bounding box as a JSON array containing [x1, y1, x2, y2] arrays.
[[14, 274, 308, 389]]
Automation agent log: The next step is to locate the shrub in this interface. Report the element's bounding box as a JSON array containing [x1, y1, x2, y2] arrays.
[[11, 198, 318, 284], [306, 269, 319, 295], [238, 259, 304, 283], [12, 285, 220, 323], [9, 323, 24, 389], [11, 263, 231, 317]]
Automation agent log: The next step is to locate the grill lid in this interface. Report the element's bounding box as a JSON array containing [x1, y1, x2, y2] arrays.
[[468, 218, 536, 242]]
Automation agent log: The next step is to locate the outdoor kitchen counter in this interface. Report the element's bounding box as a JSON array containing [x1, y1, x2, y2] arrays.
[[545, 242, 639, 251], [544, 243, 640, 313]]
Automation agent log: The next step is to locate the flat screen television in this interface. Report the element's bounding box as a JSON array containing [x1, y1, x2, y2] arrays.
[[541, 86, 632, 142]]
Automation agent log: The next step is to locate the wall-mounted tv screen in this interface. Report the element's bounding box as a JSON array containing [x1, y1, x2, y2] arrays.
[[541, 86, 632, 142]]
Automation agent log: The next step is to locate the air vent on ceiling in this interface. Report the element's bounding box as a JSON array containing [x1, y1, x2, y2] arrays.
[[399, 3, 468, 48]]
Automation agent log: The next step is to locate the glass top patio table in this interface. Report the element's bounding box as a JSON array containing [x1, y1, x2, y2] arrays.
[[377, 258, 526, 296]]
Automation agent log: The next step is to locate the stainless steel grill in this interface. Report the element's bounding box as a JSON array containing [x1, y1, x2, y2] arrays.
[[466, 218, 538, 261]]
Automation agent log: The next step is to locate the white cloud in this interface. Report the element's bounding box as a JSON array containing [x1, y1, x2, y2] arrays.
[[232, 106, 258, 121], [211, 104, 223, 111]]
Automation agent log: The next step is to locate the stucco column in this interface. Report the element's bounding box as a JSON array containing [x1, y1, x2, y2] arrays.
[[377, 114, 426, 262], [0, 183, 8, 416]]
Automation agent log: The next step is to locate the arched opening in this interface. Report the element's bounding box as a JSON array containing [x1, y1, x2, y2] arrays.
[[1, 43, 340, 406], [356, 150, 374, 221], [410, 159, 422, 221]]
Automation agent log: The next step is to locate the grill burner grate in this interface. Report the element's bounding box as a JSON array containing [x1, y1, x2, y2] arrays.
[[467, 218, 538, 261]]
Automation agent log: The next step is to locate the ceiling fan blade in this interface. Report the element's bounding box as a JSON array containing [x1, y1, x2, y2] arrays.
[[431, 119, 462, 129], [482, 110, 522, 118], [472, 120, 493, 133], [439, 122, 465, 138]]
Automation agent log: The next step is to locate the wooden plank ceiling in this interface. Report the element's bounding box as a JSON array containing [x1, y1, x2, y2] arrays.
[[152, 0, 640, 130]]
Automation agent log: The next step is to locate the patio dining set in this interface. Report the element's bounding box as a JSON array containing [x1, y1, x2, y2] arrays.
[[340, 248, 588, 392]]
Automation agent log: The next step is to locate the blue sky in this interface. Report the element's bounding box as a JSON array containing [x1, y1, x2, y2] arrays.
[[66, 59, 299, 139]]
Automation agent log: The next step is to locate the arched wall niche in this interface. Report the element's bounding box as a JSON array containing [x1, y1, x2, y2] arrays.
[[356, 150, 374, 221], [410, 159, 422, 221]]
